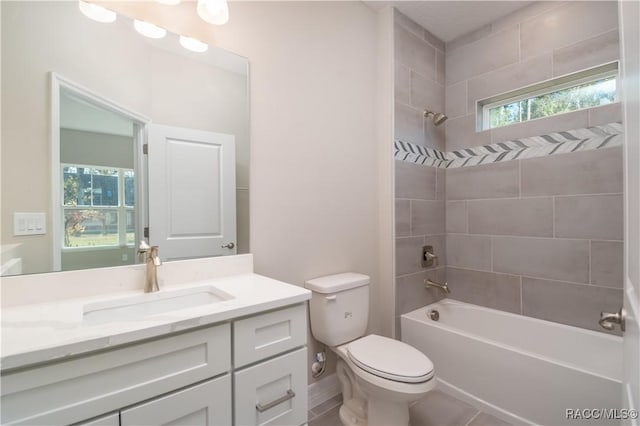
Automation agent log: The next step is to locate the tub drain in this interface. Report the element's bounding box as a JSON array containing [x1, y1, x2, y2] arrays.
[[429, 310, 439, 321]]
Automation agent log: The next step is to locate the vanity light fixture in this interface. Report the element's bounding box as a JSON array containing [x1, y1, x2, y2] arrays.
[[78, 0, 116, 23], [155, 0, 182, 4], [197, 0, 229, 25], [179, 35, 209, 53], [134, 20, 167, 39]]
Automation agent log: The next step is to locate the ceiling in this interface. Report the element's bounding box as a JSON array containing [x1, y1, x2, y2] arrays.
[[365, 1, 534, 43]]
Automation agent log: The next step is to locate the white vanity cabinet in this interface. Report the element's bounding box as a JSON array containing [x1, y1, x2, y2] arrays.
[[1, 303, 308, 426], [233, 304, 308, 426]]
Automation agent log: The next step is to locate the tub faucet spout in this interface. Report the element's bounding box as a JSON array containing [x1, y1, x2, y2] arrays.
[[138, 240, 161, 293], [425, 278, 450, 294]]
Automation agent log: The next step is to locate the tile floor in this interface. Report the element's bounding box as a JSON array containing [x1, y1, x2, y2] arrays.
[[308, 390, 512, 426]]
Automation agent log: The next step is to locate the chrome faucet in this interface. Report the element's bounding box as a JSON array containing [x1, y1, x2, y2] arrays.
[[425, 278, 450, 294], [138, 240, 161, 293]]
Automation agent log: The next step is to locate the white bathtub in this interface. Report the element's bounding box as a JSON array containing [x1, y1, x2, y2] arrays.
[[401, 299, 623, 426]]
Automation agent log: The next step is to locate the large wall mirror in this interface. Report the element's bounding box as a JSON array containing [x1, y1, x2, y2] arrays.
[[1, 1, 250, 275]]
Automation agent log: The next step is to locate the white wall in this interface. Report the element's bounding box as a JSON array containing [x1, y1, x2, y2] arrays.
[[65, 1, 390, 380]]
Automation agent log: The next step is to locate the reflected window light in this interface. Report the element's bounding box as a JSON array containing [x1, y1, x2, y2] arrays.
[[78, 0, 116, 23], [134, 20, 167, 39], [197, 0, 229, 25], [179, 36, 208, 53]]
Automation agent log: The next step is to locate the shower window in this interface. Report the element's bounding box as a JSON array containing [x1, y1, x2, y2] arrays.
[[62, 165, 135, 248], [478, 62, 618, 130]]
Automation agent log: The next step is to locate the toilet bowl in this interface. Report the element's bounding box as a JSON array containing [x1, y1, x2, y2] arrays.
[[305, 273, 436, 426]]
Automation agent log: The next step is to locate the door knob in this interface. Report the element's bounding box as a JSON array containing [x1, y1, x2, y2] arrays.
[[221, 242, 235, 249], [599, 308, 626, 332]]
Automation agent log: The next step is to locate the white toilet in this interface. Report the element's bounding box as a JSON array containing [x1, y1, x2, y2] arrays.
[[305, 273, 436, 426]]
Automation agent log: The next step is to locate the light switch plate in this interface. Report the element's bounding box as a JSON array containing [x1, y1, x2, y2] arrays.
[[14, 212, 47, 236]]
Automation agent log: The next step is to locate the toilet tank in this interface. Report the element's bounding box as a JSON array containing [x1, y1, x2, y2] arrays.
[[305, 273, 369, 346]]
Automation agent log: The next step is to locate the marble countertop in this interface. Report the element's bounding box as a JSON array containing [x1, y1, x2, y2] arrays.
[[1, 271, 310, 371]]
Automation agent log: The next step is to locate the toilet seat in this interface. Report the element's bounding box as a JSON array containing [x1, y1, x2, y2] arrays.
[[347, 335, 434, 383]]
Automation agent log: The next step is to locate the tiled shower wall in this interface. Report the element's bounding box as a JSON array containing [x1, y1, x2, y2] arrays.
[[443, 1, 623, 334], [393, 11, 447, 337]]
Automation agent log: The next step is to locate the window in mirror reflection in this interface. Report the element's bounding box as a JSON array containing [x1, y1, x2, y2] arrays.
[[62, 165, 134, 248]]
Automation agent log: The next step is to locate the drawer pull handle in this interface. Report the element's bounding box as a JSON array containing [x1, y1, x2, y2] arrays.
[[256, 390, 296, 413]]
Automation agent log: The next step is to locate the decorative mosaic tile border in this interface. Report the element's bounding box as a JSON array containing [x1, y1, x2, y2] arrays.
[[394, 122, 623, 168]]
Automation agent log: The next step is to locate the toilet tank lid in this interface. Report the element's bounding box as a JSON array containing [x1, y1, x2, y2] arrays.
[[305, 272, 370, 293]]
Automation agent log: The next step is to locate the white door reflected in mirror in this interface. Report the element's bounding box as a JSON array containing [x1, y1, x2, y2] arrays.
[[148, 124, 237, 261]]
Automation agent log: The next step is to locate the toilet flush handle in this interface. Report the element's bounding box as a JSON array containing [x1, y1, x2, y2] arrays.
[[325, 295, 337, 301]]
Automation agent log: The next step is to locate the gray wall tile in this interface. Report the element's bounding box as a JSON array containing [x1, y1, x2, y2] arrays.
[[436, 167, 446, 201], [522, 277, 622, 334], [394, 10, 445, 52], [446, 25, 519, 85], [395, 199, 410, 237], [553, 29, 619, 77], [493, 236, 590, 283], [446, 201, 467, 234], [395, 25, 436, 81], [445, 114, 492, 152], [591, 240, 623, 288], [467, 54, 553, 113], [395, 101, 424, 146], [446, 24, 492, 55], [395, 63, 411, 104], [395, 269, 447, 315], [490, 109, 589, 143], [468, 197, 553, 237], [396, 236, 425, 276], [446, 235, 492, 271], [425, 118, 446, 152], [411, 200, 445, 236], [589, 102, 622, 126], [395, 160, 437, 200], [394, 10, 426, 41], [555, 194, 623, 240], [521, 147, 623, 196], [411, 71, 444, 112], [445, 81, 467, 119], [446, 267, 521, 314], [436, 49, 446, 86], [520, 1, 619, 59], [446, 161, 520, 201]]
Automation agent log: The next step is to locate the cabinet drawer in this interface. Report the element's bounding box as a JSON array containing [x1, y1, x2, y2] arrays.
[[121, 375, 231, 426], [233, 304, 306, 368], [234, 348, 307, 426], [74, 412, 119, 426], [1, 323, 230, 425]]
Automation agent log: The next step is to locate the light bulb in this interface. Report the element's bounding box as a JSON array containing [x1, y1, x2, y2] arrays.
[[179, 36, 208, 53], [78, 0, 116, 23], [134, 20, 167, 39], [197, 0, 229, 25]]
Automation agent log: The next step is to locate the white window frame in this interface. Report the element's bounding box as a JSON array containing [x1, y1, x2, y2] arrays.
[[61, 164, 135, 251], [51, 73, 150, 269], [478, 62, 620, 131]]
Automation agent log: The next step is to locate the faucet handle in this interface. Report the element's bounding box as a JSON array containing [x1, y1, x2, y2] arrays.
[[139, 240, 151, 251], [150, 246, 162, 266]]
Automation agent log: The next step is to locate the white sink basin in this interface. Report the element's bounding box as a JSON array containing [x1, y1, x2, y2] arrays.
[[83, 285, 234, 323]]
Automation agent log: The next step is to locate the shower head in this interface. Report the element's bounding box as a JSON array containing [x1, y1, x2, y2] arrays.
[[424, 110, 448, 126]]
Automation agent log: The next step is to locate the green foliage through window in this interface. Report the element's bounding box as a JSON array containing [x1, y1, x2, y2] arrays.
[[482, 68, 617, 130], [62, 165, 134, 248]]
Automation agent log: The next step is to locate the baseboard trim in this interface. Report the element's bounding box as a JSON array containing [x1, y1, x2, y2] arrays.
[[308, 373, 341, 410]]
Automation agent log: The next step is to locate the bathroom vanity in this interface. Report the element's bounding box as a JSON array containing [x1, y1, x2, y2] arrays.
[[1, 255, 310, 426]]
